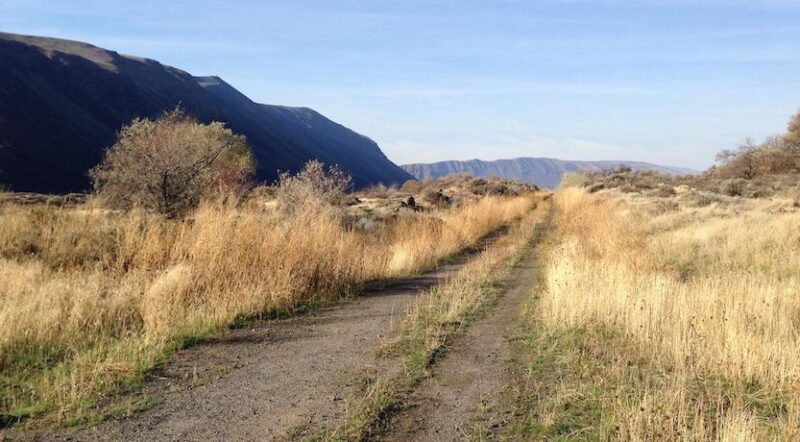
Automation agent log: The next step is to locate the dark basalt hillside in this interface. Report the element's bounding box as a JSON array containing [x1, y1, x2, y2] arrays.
[[0, 32, 412, 193], [402, 157, 696, 189]]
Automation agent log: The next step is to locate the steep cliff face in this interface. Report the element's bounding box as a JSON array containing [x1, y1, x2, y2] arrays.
[[402, 157, 696, 188], [0, 32, 412, 193]]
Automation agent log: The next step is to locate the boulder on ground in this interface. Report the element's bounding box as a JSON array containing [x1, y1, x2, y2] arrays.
[[424, 189, 451, 207], [401, 196, 416, 209]]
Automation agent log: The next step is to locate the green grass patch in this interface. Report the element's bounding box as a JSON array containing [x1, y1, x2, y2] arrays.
[[504, 324, 616, 441]]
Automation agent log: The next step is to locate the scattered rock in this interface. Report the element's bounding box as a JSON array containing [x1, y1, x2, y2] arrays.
[[587, 183, 605, 193], [425, 189, 451, 207]]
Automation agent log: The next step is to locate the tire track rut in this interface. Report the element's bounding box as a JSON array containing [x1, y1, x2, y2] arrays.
[[377, 221, 548, 442]]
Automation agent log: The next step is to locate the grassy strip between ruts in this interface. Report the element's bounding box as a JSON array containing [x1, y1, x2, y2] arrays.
[[317, 200, 550, 441]]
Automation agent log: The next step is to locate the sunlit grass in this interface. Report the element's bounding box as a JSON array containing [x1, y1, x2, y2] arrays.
[[533, 187, 800, 440], [0, 192, 539, 427]]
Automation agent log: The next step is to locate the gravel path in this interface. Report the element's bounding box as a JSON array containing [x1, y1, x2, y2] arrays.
[[378, 222, 546, 441], [16, 232, 508, 442]]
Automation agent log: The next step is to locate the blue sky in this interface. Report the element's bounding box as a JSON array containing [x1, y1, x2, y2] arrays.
[[2, 1, 799, 169]]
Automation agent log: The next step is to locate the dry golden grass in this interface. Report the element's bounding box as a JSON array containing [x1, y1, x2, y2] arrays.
[[0, 191, 537, 425], [536, 187, 800, 440]]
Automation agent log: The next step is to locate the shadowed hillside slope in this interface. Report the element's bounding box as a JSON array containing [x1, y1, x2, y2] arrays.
[[402, 157, 695, 188], [0, 32, 412, 192]]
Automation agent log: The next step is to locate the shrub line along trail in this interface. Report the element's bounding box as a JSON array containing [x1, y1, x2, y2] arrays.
[[34, 225, 519, 442]]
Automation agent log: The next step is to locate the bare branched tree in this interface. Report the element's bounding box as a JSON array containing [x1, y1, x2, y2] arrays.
[[715, 138, 760, 179]]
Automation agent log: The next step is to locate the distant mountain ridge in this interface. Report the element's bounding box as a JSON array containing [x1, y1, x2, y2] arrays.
[[402, 157, 696, 188], [0, 32, 413, 193]]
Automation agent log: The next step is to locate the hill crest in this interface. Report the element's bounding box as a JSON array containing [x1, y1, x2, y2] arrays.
[[0, 32, 412, 192], [402, 157, 696, 188]]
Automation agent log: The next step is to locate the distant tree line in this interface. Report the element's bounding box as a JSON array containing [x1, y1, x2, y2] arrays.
[[712, 111, 800, 179]]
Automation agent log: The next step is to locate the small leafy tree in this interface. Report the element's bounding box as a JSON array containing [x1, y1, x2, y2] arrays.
[[90, 108, 256, 217], [715, 138, 760, 179]]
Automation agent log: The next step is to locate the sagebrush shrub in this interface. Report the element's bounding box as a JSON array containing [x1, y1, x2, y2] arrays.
[[722, 178, 748, 196], [274, 160, 352, 216], [90, 108, 256, 217]]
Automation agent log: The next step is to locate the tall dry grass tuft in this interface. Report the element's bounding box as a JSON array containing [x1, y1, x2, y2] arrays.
[[0, 189, 539, 424], [537, 187, 800, 439]]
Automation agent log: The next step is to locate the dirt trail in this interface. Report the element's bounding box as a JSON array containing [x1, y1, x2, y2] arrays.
[[20, 230, 508, 442], [377, 222, 546, 442]]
